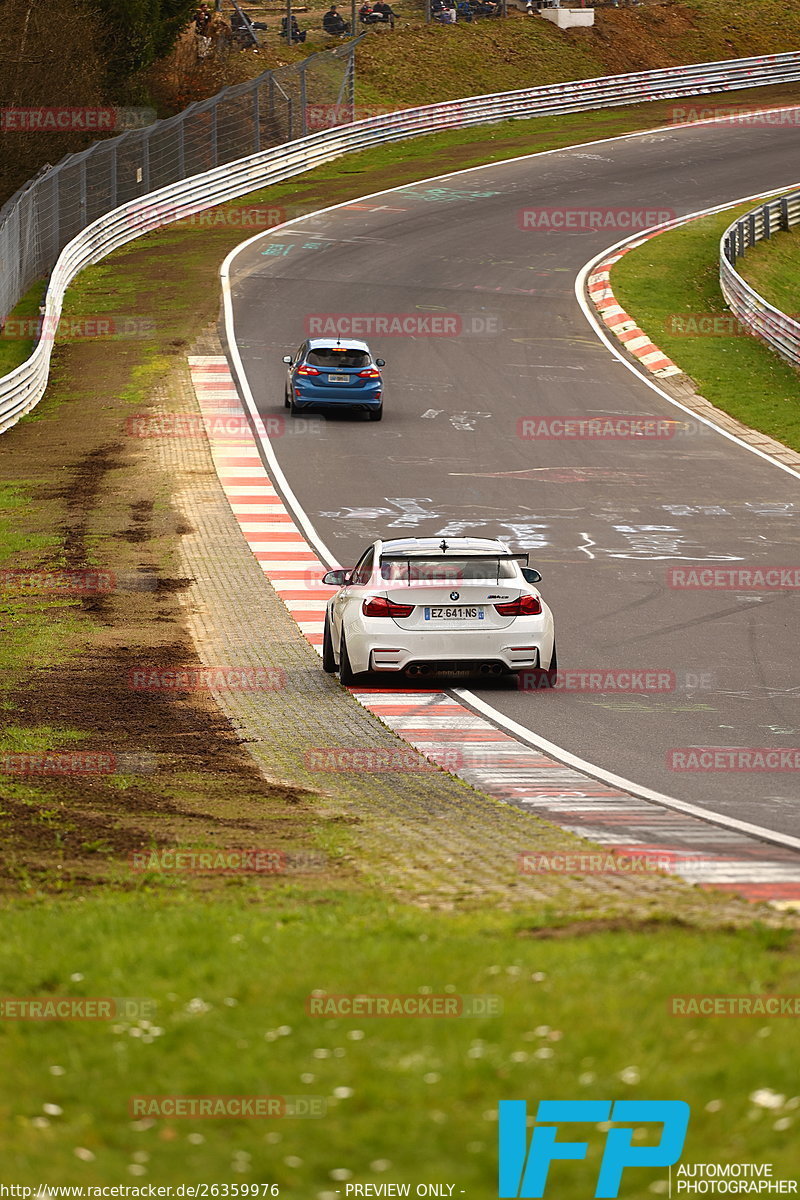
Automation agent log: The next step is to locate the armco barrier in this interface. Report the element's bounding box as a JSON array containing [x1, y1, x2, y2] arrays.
[[720, 191, 800, 368], [4, 50, 800, 433]]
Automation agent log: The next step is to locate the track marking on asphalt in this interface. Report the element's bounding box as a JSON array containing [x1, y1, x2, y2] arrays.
[[188, 355, 800, 903]]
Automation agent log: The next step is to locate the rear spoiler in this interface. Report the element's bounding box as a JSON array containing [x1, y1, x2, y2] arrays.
[[379, 552, 530, 564]]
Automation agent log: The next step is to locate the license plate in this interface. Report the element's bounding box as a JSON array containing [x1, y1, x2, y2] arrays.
[[327, 373, 349, 383], [424, 606, 484, 620]]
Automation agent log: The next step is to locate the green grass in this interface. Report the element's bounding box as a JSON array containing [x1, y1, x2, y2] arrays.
[[0, 896, 797, 1185], [0, 281, 43, 376], [612, 206, 800, 452], [737, 222, 800, 318]]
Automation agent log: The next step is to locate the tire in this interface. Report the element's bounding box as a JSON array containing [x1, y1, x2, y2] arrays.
[[284, 391, 290, 408], [289, 397, 301, 417], [338, 633, 356, 685], [368, 405, 383, 422], [322, 613, 336, 673]]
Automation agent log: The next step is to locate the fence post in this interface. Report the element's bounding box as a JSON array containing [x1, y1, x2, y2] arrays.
[[345, 41, 356, 122], [780, 195, 790, 232], [300, 63, 308, 137], [110, 142, 118, 209], [142, 129, 151, 192], [762, 203, 771, 240], [80, 157, 88, 222], [48, 169, 60, 269], [210, 105, 219, 168], [747, 212, 756, 248], [253, 80, 261, 153], [287, 97, 294, 141]]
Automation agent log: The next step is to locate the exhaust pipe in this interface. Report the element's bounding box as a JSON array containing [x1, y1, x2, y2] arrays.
[[405, 663, 432, 677], [478, 663, 503, 676]]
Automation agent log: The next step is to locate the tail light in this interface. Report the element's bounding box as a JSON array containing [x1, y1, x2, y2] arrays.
[[296, 365, 320, 376], [357, 368, 381, 378], [363, 596, 414, 618], [494, 595, 542, 616]]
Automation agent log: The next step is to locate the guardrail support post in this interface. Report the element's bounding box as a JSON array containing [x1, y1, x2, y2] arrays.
[[748, 212, 756, 248], [780, 196, 790, 232], [762, 203, 771, 240]]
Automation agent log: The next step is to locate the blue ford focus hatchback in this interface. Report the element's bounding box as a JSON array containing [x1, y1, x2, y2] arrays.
[[283, 338, 385, 421]]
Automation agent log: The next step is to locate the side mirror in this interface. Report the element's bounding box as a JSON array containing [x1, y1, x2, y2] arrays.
[[282, 355, 292, 364], [375, 358, 385, 367], [322, 568, 350, 586], [522, 567, 542, 584]]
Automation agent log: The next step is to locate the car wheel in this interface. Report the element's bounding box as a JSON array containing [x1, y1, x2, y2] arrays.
[[284, 391, 290, 408], [322, 613, 337, 673], [368, 406, 383, 422], [546, 640, 558, 685], [289, 396, 301, 417], [338, 633, 356, 685]]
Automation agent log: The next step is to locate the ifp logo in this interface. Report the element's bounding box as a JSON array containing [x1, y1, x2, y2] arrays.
[[498, 1100, 689, 1198]]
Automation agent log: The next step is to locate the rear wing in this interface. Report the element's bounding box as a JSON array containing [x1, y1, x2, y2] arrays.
[[379, 553, 530, 563], [378, 551, 530, 584]]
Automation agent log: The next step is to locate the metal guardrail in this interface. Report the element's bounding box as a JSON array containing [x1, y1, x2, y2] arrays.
[[720, 191, 800, 369], [4, 50, 800, 433]]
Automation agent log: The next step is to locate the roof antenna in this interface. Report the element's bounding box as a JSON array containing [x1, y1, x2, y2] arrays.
[[439, 539, 449, 553]]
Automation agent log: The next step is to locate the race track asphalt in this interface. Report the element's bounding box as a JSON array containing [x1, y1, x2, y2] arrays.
[[227, 117, 800, 836]]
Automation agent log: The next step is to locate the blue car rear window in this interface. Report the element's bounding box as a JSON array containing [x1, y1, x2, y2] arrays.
[[307, 349, 370, 369]]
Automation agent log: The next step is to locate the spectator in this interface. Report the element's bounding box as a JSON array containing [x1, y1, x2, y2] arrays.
[[281, 13, 306, 40], [194, 3, 212, 34], [359, 2, 382, 20], [372, 0, 396, 25], [323, 5, 350, 33], [456, 1, 472, 18]]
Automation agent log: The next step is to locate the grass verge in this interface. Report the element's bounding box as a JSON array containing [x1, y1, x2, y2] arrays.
[[1, 897, 798, 1185], [611, 205, 800, 452]]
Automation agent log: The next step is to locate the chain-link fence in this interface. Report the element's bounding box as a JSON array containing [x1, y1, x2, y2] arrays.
[[0, 40, 358, 324]]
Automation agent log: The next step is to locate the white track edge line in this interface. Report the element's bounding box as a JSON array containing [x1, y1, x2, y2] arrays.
[[454, 688, 800, 853], [219, 122, 800, 856]]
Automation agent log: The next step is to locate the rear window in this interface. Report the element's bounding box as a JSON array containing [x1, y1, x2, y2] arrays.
[[307, 348, 370, 369], [380, 557, 517, 584]]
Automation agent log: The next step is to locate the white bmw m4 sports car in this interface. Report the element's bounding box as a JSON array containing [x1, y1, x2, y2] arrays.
[[320, 537, 556, 684]]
